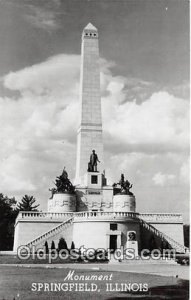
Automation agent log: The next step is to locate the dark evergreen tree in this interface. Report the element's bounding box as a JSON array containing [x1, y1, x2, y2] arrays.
[[58, 237, 68, 251], [17, 195, 39, 211], [51, 240, 56, 252], [0, 193, 17, 250], [44, 241, 49, 254], [183, 224, 190, 248], [149, 235, 157, 252], [71, 241, 75, 250]]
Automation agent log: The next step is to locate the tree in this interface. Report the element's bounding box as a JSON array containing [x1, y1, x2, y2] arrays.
[[51, 240, 56, 253], [149, 235, 157, 252], [44, 241, 49, 254], [17, 195, 39, 211], [183, 224, 190, 248], [71, 241, 75, 250], [58, 237, 68, 251], [0, 193, 17, 250]]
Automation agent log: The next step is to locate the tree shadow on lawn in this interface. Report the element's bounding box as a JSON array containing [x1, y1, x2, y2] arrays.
[[106, 279, 189, 300]]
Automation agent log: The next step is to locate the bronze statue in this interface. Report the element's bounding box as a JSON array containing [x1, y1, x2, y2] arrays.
[[49, 167, 75, 198], [113, 174, 133, 195], [128, 231, 136, 241], [88, 150, 100, 172], [49, 187, 57, 199]]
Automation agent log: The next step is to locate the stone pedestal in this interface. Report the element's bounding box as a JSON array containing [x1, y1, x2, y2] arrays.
[[84, 171, 103, 188], [75, 171, 113, 212], [113, 194, 136, 212], [48, 193, 76, 213], [126, 241, 138, 258]]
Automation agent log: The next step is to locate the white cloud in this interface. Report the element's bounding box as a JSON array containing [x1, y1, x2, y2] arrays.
[[152, 172, 176, 186], [0, 54, 80, 198], [0, 54, 189, 221], [0, 153, 36, 192], [179, 159, 190, 184], [23, 3, 62, 31], [102, 85, 189, 153], [4, 54, 80, 99]]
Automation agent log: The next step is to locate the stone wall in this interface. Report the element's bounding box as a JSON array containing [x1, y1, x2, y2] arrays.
[[13, 220, 62, 251], [72, 220, 140, 250]]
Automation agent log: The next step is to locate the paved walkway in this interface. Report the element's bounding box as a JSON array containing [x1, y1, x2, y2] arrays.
[[0, 263, 189, 280]]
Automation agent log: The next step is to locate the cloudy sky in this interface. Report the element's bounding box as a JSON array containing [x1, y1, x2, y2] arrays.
[[0, 0, 189, 222]]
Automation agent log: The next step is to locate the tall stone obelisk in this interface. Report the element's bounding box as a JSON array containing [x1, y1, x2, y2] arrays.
[[75, 23, 103, 184]]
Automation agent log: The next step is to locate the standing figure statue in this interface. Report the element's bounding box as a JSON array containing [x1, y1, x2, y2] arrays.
[[88, 150, 100, 172], [49, 187, 57, 199], [119, 174, 125, 186]]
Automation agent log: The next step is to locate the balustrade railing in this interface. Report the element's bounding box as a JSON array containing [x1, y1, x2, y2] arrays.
[[17, 211, 74, 220], [17, 211, 183, 224], [74, 211, 138, 219], [17, 211, 138, 220], [139, 213, 183, 223]]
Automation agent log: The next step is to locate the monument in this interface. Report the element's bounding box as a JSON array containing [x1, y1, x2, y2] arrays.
[[13, 23, 188, 259], [75, 23, 103, 184]]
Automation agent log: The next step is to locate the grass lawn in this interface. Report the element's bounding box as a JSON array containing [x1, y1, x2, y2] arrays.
[[0, 254, 107, 264], [0, 265, 189, 300]]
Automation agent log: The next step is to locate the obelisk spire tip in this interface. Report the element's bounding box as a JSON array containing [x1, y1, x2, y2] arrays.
[[84, 23, 97, 31]]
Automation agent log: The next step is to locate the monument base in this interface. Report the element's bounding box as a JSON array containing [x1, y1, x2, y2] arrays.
[[48, 193, 76, 212], [113, 194, 136, 212]]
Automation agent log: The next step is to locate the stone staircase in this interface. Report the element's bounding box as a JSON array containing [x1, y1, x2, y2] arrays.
[[26, 217, 74, 249], [139, 218, 189, 254]]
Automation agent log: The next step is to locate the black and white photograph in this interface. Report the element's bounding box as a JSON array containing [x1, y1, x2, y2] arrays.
[[0, 0, 189, 299]]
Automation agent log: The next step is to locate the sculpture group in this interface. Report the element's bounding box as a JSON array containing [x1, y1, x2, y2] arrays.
[[49, 168, 75, 199], [113, 174, 133, 195], [49, 151, 134, 199]]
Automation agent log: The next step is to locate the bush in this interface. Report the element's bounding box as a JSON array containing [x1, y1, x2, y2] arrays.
[[58, 238, 68, 251]]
